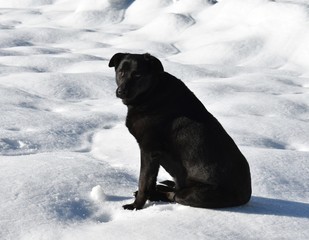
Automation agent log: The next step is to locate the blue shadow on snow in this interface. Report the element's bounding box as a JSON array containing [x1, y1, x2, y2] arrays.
[[227, 196, 309, 219], [53, 198, 93, 221]]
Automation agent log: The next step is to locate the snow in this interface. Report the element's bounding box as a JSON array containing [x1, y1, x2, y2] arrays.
[[0, 0, 308, 239], [90, 185, 107, 202]]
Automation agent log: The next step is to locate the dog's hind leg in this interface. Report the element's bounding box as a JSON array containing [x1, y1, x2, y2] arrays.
[[159, 180, 176, 188], [170, 184, 250, 208], [145, 179, 176, 202], [133, 182, 175, 202]]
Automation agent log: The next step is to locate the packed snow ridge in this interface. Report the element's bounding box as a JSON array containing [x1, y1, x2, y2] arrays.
[[0, 0, 308, 240]]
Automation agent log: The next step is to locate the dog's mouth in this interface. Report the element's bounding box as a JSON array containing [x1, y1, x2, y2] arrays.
[[121, 99, 129, 105], [117, 93, 139, 106], [116, 80, 154, 105]]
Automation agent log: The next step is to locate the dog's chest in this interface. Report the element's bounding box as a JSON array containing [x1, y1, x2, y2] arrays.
[[126, 114, 152, 138], [126, 110, 166, 146]]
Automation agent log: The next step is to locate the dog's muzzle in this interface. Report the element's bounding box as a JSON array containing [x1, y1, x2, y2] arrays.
[[116, 86, 127, 99]]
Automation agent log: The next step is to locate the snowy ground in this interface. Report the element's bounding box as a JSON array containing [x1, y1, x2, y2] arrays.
[[0, 0, 309, 239]]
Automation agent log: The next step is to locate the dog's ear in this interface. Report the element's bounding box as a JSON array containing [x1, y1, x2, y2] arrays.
[[109, 53, 127, 68], [144, 53, 164, 73]]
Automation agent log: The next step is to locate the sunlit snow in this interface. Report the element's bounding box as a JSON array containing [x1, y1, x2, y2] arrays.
[[0, 0, 308, 239]]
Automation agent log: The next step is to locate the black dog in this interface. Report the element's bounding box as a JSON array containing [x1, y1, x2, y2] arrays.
[[109, 53, 251, 210]]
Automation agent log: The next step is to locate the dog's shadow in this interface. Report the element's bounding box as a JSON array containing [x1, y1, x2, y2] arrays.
[[124, 194, 309, 219], [106, 195, 133, 202], [226, 196, 309, 219]]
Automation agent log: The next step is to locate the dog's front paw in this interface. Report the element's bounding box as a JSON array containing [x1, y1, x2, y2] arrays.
[[122, 203, 136, 210], [122, 203, 143, 210]]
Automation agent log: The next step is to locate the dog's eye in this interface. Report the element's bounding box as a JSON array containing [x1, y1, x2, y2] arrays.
[[132, 72, 142, 79]]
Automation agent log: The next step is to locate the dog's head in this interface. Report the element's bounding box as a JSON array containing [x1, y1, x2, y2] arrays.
[[109, 53, 164, 105]]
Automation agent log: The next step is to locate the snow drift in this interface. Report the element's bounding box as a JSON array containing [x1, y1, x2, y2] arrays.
[[0, 0, 308, 239]]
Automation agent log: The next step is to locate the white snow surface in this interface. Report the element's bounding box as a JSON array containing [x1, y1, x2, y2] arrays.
[[0, 0, 309, 239]]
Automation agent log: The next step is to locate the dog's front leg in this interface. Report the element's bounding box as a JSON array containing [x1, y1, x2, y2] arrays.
[[123, 150, 160, 210]]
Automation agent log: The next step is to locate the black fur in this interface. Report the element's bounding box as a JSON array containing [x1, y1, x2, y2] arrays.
[[109, 53, 251, 210]]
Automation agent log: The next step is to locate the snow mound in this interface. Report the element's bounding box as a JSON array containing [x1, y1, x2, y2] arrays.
[[62, 0, 134, 27], [124, 0, 173, 25], [167, 0, 215, 14], [0, 0, 55, 8], [135, 13, 195, 42], [1, 0, 309, 239], [171, 0, 309, 71], [90, 185, 107, 202]]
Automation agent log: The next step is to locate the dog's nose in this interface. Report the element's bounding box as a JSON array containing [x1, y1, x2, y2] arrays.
[[116, 87, 126, 98]]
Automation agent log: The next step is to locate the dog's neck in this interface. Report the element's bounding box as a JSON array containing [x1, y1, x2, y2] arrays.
[[124, 74, 166, 111]]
